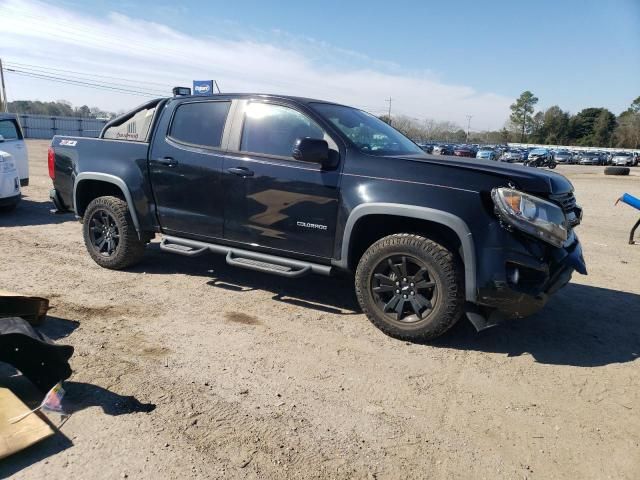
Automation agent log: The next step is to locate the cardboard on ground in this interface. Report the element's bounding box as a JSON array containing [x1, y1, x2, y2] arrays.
[[0, 386, 54, 460]]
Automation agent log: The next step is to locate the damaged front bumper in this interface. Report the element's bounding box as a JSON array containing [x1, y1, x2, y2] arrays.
[[467, 231, 587, 331]]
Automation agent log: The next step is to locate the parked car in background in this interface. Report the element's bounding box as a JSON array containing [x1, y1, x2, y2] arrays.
[[521, 148, 534, 161], [611, 152, 634, 166], [0, 150, 21, 212], [595, 152, 607, 164], [578, 151, 603, 165], [453, 145, 476, 158], [432, 144, 454, 155], [417, 143, 436, 154], [500, 149, 524, 163], [604, 151, 615, 165], [553, 150, 574, 164], [476, 147, 497, 160], [0, 113, 29, 186], [571, 151, 583, 163], [527, 148, 550, 160], [525, 149, 557, 169]]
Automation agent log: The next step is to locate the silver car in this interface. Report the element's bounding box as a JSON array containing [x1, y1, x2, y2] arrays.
[[554, 150, 573, 164], [500, 150, 523, 162], [611, 152, 634, 166]]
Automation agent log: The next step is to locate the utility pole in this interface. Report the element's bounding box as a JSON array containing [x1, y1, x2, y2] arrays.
[[0, 58, 8, 112], [466, 115, 473, 142], [385, 97, 392, 125]]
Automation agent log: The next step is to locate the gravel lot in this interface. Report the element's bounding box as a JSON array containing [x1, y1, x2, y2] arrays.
[[1, 140, 639, 479]]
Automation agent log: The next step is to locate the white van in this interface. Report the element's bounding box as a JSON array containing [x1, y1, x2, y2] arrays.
[[0, 150, 20, 211], [0, 114, 29, 186]]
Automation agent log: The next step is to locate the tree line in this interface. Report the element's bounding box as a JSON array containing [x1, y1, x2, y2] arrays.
[[383, 93, 640, 149], [508, 92, 639, 148], [6, 100, 117, 119]]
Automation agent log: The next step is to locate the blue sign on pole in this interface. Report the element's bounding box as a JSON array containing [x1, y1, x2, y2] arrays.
[[193, 80, 214, 96]]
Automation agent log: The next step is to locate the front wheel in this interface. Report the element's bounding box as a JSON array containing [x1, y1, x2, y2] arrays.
[[82, 196, 145, 269], [355, 234, 464, 341]]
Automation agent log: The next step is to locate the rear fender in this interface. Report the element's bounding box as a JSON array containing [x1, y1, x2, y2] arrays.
[[73, 172, 141, 235]]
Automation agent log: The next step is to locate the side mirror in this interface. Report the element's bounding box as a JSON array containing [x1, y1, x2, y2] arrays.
[[293, 138, 332, 167], [0, 134, 4, 143]]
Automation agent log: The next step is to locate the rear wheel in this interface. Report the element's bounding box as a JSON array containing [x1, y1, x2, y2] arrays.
[[355, 234, 464, 341], [82, 196, 145, 269]]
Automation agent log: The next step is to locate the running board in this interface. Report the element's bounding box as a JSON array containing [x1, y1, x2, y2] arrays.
[[160, 236, 331, 278]]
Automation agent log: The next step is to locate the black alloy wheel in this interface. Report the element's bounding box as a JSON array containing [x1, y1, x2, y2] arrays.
[[89, 209, 120, 256], [82, 196, 145, 269], [370, 255, 438, 324], [354, 234, 464, 341]]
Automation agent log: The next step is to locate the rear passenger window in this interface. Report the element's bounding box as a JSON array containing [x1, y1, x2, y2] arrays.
[[0, 120, 20, 140], [103, 104, 157, 142], [169, 101, 230, 148]]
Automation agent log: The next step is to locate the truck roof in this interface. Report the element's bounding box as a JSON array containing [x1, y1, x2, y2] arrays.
[[163, 93, 347, 108]]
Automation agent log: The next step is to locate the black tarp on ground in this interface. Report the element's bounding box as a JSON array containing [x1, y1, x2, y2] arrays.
[[0, 317, 73, 392]]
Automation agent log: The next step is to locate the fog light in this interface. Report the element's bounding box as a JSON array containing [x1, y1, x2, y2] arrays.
[[507, 266, 520, 285]]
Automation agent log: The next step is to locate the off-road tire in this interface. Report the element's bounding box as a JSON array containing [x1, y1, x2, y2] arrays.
[[355, 234, 464, 341], [604, 166, 630, 176], [83, 196, 145, 269]]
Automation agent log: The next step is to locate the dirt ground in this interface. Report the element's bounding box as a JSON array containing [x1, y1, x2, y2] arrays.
[[1, 140, 639, 480]]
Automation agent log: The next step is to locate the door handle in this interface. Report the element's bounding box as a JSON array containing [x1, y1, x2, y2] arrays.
[[227, 166, 254, 177], [155, 157, 178, 167]]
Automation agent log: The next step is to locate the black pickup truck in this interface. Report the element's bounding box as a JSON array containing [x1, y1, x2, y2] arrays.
[[48, 91, 586, 341]]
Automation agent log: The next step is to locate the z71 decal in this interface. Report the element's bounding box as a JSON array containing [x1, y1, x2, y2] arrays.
[[59, 139, 77, 146]]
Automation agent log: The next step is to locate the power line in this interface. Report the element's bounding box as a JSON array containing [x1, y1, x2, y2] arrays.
[[6, 65, 169, 96], [4, 61, 173, 89], [5, 69, 160, 98]]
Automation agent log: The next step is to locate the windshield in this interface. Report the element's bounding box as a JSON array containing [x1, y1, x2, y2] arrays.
[[616, 152, 630, 157], [310, 103, 423, 156]]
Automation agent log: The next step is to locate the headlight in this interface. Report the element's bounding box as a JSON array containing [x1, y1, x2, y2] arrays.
[[0, 157, 16, 173], [491, 187, 568, 247]]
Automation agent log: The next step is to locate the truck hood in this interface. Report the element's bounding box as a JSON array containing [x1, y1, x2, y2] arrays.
[[399, 154, 573, 195]]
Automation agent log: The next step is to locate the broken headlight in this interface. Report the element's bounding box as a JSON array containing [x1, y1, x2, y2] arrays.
[[491, 187, 568, 248]]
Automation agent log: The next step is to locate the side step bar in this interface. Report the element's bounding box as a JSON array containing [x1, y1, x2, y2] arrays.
[[159, 235, 331, 278]]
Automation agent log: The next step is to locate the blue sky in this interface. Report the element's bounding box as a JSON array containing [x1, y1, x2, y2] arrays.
[[1, 0, 638, 128]]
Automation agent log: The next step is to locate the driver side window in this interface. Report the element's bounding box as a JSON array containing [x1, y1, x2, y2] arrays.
[[240, 103, 334, 159]]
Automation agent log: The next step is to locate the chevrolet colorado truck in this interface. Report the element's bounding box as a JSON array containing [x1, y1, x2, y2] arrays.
[[48, 91, 586, 341]]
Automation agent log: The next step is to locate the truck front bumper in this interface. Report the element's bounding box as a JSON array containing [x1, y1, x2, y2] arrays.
[[469, 232, 586, 329]]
